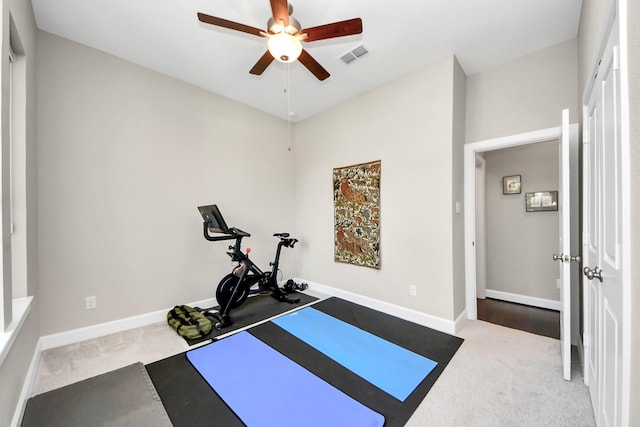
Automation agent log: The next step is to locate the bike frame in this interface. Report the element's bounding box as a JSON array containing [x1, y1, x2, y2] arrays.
[[202, 220, 298, 329]]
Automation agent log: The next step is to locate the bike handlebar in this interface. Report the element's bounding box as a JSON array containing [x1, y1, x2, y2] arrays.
[[204, 221, 297, 250], [203, 221, 251, 242], [281, 238, 298, 248]]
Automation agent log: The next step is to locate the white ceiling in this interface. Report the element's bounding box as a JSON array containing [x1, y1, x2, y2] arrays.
[[31, 0, 583, 122]]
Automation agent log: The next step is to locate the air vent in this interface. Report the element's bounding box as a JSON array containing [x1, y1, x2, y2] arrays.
[[340, 45, 368, 64]]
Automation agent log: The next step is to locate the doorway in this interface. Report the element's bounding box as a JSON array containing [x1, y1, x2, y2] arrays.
[[464, 124, 580, 345], [475, 141, 561, 338]]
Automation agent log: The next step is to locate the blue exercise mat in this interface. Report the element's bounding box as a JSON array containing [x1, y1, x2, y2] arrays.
[[272, 306, 438, 401], [186, 331, 384, 427]]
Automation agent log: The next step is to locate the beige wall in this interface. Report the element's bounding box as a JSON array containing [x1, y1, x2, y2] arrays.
[[464, 39, 579, 310], [578, 0, 608, 97], [466, 39, 579, 143], [0, 1, 634, 424], [294, 57, 458, 320], [36, 32, 296, 335], [292, 41, 580, 324], [483, 141, 560, 301], [451, 59, 467, 317], [625, 0, 639, 421]]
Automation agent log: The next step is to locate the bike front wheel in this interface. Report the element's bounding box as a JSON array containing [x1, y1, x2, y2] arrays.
[[216, 273, 250, 309]]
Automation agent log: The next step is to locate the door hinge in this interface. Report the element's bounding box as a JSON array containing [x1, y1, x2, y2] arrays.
[[583, 333, 590, 348]]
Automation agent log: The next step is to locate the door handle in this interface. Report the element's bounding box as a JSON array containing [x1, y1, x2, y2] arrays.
[[583, 266, 603, 282], [553, 253, 581, 263]]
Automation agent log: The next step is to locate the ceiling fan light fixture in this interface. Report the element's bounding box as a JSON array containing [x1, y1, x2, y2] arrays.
[[267, 32, 302, 63]]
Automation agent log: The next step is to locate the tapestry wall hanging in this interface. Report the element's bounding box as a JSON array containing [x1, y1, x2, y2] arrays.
[[333, 160, 381, 269]]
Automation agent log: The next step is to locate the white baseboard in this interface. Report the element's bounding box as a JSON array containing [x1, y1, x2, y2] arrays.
[[39, 297, 216, 351], [454, 308, 468, 334], [484, 289, 561, 311], [37, 280, 460, 351], [295, 278, 457, 335]]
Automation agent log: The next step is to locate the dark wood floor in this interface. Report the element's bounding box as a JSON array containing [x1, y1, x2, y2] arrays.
[[477, 298, 560, 339]]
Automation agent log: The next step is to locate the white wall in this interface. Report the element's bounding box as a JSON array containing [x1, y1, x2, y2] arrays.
[[484, 141, 560, 301], [294, 56, 459, 321], [36, 32, 296, 335]]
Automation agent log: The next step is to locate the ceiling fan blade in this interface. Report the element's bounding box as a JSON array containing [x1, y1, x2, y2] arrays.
[[269, 0, 290, 29], [302, 18, 362, 42], [197, 12, 264, 37], [249, 51, 275, 75], [298, 49, 330, 81]]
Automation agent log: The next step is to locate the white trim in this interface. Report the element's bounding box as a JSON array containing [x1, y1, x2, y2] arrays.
[[454, 309, 468, 333], [0, 296, 33, 366], [464, 126, 562, 320], [10, 338, 42, 427], [39, 297, 216, 350], [484, 289, 561, 311], [296, 278, 458, 335]]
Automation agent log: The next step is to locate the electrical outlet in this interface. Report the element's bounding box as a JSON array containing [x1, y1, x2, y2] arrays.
[[86, 296, 97, 310], [409, 285, 417, 297]]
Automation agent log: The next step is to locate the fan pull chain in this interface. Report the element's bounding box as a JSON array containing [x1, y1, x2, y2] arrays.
[[285, 62, 292, 152]]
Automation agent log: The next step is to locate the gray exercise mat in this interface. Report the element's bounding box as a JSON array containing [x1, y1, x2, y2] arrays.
[[22, 362, 172, 427]]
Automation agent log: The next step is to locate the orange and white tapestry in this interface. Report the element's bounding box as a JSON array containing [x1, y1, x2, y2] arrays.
[[333, 160, 381, 269]]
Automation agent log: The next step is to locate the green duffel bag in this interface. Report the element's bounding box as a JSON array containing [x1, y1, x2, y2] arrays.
[[167, 305, 213, 339]]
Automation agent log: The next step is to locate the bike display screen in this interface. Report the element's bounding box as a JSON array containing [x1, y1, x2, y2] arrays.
[[198, 204, 230, 234]]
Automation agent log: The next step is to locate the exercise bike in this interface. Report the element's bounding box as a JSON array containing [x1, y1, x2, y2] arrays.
[[198, 205, 300, 330]]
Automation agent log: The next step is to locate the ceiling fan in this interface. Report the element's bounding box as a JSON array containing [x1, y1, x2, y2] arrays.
[[197, 0, 363, 81]]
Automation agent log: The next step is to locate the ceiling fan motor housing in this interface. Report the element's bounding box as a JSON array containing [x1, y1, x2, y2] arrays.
[[267, 16, 301, 35]]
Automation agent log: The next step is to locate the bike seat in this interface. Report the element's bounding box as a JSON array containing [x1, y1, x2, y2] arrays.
[[273, 233, 290, 238]]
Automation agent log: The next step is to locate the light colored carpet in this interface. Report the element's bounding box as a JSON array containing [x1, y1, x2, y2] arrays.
[[31, 322, 188, 396], [31, 310, 595, 426], [406, 320, 595, 426]]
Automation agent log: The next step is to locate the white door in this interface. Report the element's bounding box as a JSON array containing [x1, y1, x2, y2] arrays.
[[557, 109, 572, 381], [583, 22, 624, 426]]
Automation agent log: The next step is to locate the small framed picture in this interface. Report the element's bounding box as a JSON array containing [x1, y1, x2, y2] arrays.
[[525, 191, 558, 212], [503, 175, 521, 195]]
